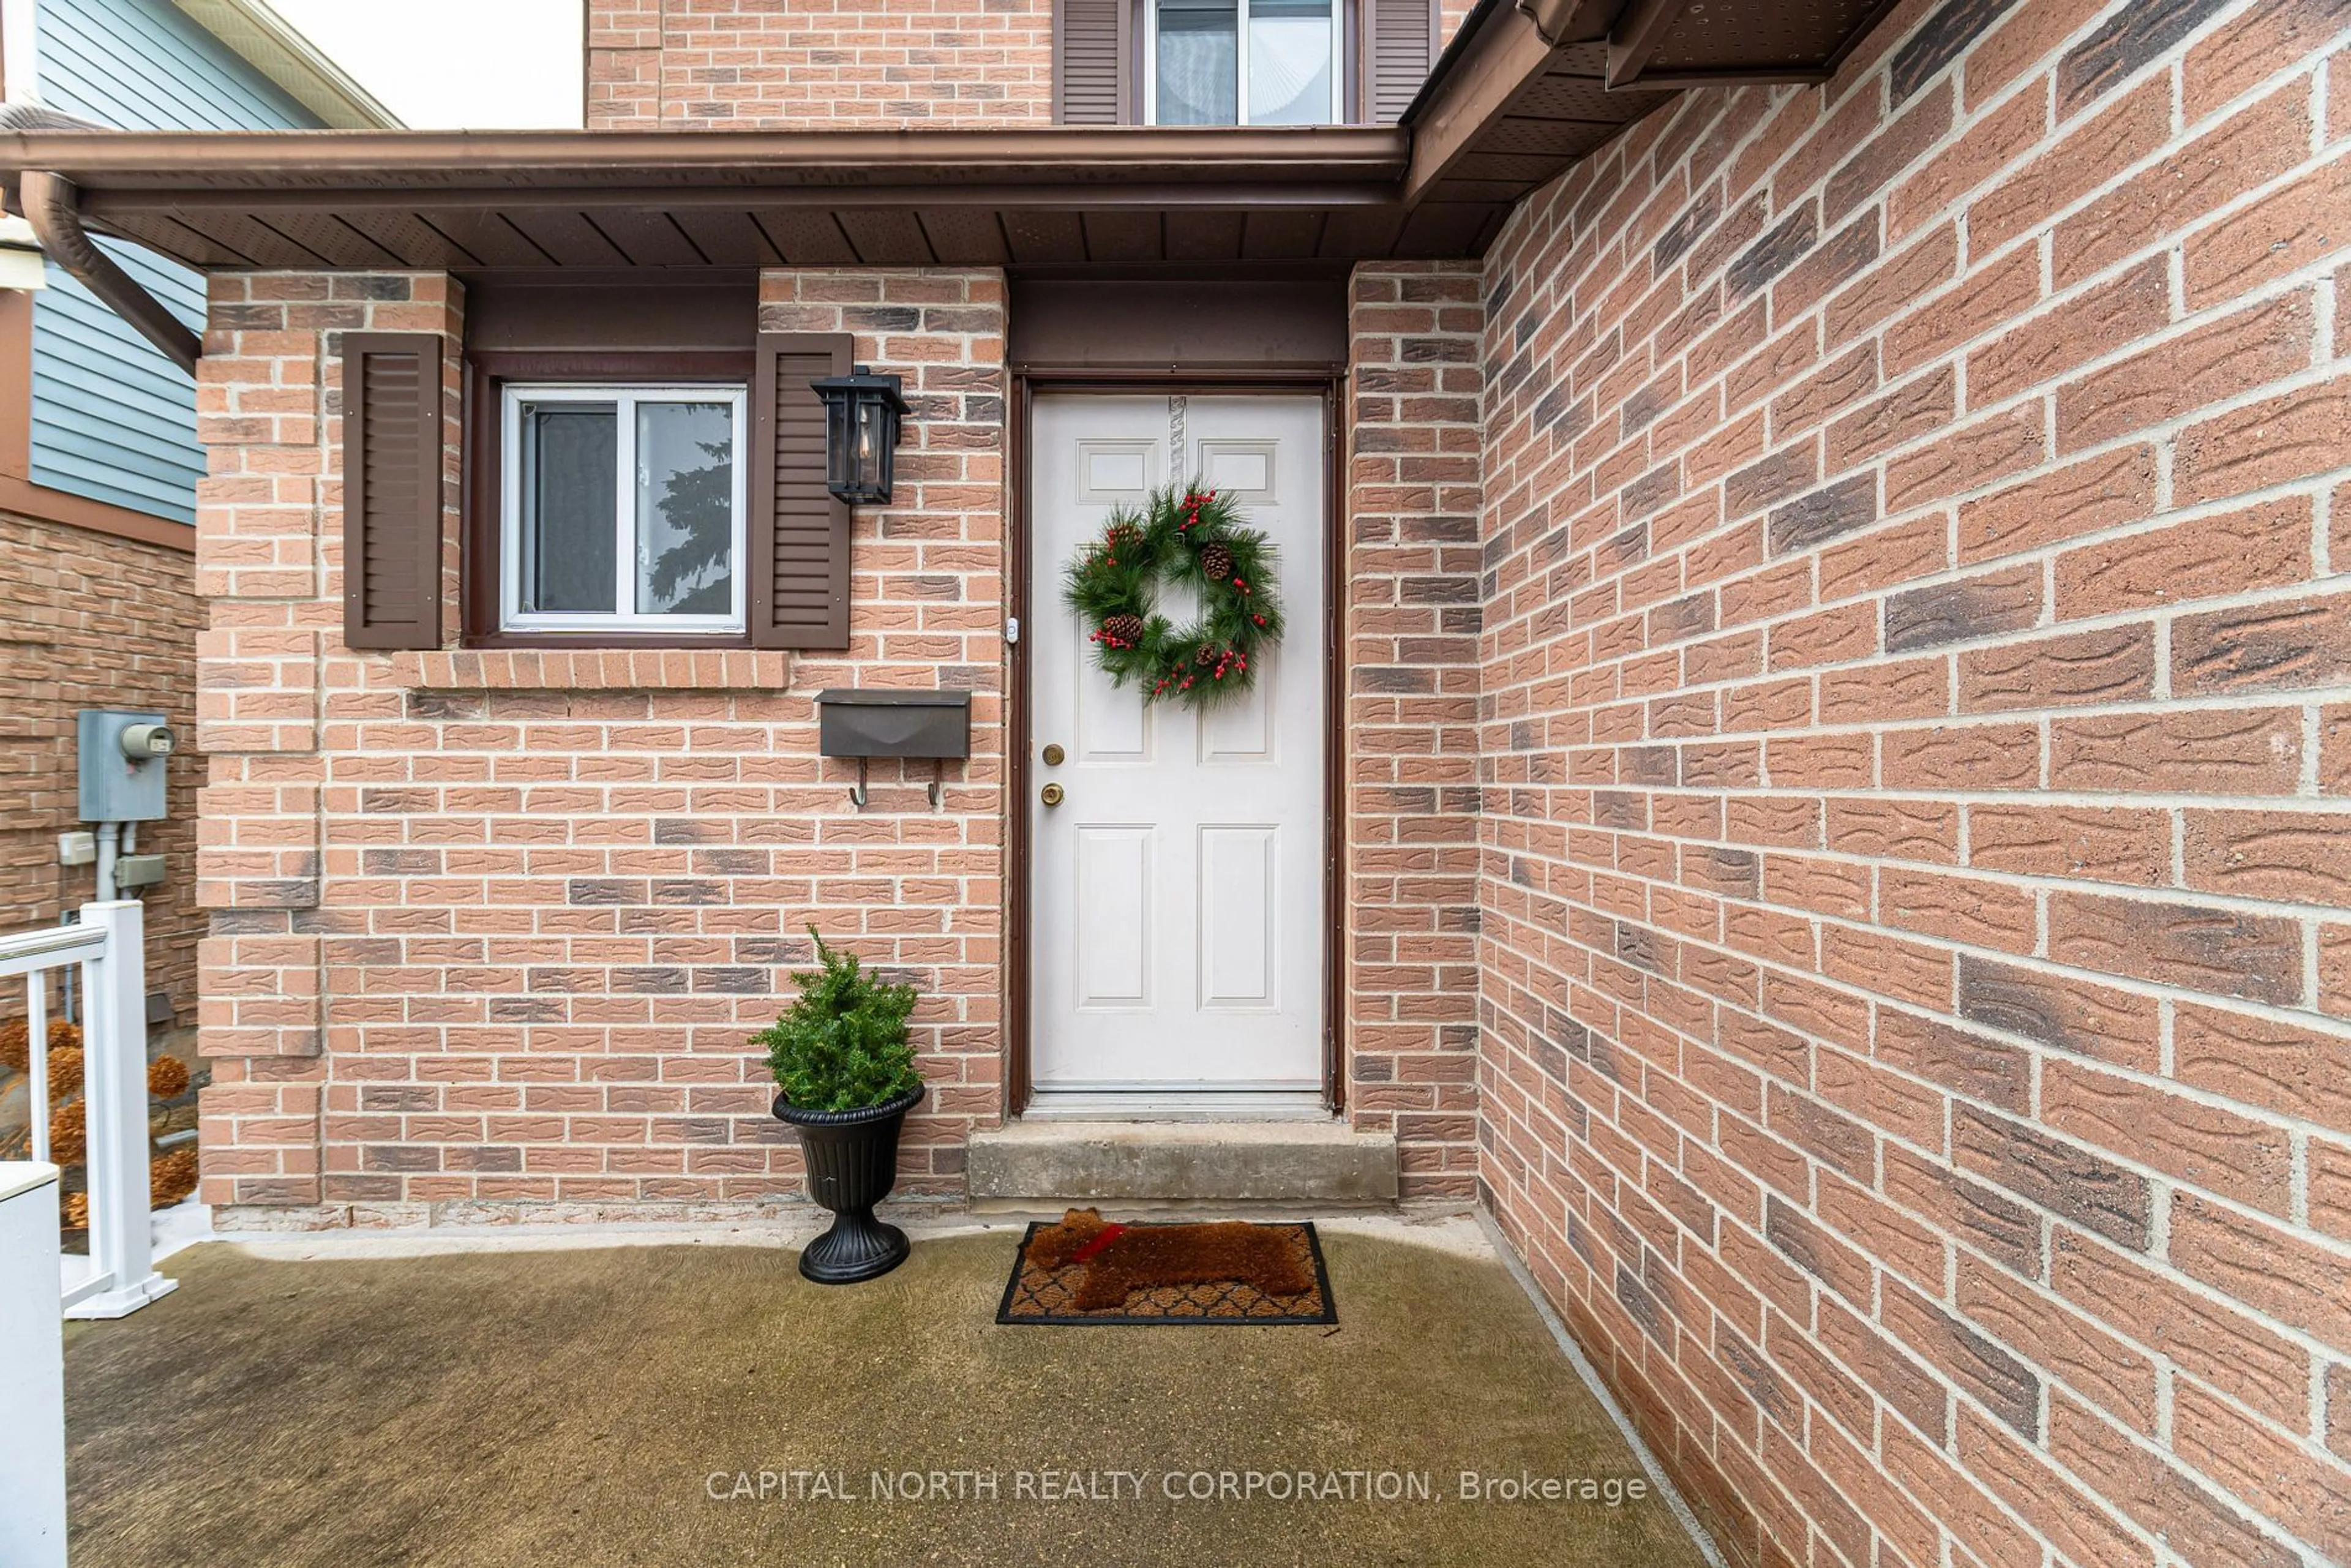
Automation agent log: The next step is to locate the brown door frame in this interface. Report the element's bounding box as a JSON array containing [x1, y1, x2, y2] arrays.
[[1006, 367, 1347, 1118]]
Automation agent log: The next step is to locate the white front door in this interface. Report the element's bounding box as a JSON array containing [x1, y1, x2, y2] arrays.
[[1029, 394, 1327, 1101]]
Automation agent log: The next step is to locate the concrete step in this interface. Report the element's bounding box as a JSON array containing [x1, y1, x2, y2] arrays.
[[965, 1119, 1399, 1209]]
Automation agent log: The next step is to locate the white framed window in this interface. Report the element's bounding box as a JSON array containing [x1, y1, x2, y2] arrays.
[[498, 383, 748, 635], [1144, 0, 1341, 126]]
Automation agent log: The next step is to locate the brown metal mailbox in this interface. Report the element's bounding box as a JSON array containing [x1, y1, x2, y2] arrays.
[[816, 689, 971, 759]]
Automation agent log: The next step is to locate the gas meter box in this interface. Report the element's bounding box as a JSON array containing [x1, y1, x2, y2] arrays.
[[78, 709, 172, 822]]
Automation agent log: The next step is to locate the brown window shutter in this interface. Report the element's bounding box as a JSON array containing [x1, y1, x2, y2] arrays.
[[1056, 0, 1128, 124], [749, 332, 854, 650], [340, 332, 443, 651], [1363, 0, 1437, 123]]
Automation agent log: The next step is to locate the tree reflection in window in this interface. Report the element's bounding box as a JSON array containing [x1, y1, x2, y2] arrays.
[[637, 402, 735, 616]]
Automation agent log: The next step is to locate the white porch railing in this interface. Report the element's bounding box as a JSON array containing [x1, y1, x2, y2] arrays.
[[2, 900, 175, 1318]]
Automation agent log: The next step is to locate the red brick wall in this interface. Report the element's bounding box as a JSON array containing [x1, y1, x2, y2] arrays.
[[192, 269, 1008, 1226], [1474, 0, 2351, 1564], [1347, 262, 1484, 1200], [585, 0, 1465, 131], [1438, 0, 1476, 49], [191, 263, 1483, 1222], [586, 0, 1054, 129], [193, 273, 464, 1215], [0, 515, 201, 1077]]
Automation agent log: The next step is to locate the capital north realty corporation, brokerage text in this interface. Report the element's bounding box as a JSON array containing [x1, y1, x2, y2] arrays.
[[704, 1468, 1654, 1506]]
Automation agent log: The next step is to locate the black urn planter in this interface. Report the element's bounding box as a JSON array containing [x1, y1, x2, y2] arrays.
[[772, 1084, 924, 1283]]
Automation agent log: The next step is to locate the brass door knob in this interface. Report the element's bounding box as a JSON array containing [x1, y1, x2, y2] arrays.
[[1042, 743, 1065, 766], [1040, 782, 1065, 807]]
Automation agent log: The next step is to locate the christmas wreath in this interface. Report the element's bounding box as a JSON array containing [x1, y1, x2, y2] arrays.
[[1062, 484, 1286, 708]]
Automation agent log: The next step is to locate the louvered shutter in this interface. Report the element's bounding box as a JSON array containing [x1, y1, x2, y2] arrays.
[[749, 332, 853, 650], [1363, 0, 1437, 122], [1056, 0, 1127, 124], [340, 333, 443, 651]]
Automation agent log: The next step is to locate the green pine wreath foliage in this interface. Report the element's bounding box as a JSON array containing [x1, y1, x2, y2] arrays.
[[1060, 482, 1286, 708], [753, 929, 923, 1111]]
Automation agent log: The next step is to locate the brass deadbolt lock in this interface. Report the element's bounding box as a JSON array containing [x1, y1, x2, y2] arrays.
[[1040, 782, 1065, 807], [1041, 743, 1065, 767]]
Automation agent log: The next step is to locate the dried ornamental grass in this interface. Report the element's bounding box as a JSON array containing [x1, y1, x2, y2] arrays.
[[148, 1054, 191, 1098], [0, 1018, 80, 1073], [48, 1101, 86, 1165], [45, 1045, 83, 1100], [61, 1190, 88, 1229], [151, 1147, 198, 1207]]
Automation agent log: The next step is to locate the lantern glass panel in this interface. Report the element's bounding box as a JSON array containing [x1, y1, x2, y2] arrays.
[[855, 397, 890, 499], [825, 390, 853, 495]]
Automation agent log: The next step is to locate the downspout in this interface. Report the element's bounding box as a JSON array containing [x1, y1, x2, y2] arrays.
[[18, 168, 198, 372]]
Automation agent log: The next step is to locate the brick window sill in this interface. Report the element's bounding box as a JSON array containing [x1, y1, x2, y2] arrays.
[[387, 649, 792, 691]]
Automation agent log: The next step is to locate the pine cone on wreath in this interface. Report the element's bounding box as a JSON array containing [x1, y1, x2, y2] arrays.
[[1101, 613, 1146, 646], [1198, 542, 1235, 581], [1195, 643, 1217, 666]]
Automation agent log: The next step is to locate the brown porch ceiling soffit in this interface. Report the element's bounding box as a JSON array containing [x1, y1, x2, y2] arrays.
[[1397, 0, 1899, 212], [0, 126, 1483, 269], [0, 0, 1898, 275]]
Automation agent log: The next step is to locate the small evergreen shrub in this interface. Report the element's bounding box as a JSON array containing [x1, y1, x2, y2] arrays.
[[754, 930, 923, 1111]]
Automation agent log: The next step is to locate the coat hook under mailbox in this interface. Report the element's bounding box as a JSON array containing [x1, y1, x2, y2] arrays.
[[816, 689, 972, 813]]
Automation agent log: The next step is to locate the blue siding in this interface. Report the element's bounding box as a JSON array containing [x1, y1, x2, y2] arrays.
[[30, 0, 322, 523]]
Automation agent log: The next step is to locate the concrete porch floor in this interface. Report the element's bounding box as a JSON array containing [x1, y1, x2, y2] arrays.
[[61, 1217, 1715, 1567]]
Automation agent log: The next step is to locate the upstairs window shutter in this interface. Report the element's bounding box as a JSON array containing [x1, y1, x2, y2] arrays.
[[340, 333, 444, 651], [749, 332, 853, 650], [1057, 0, 1128, 123], [1363, 0, 1436, 122]]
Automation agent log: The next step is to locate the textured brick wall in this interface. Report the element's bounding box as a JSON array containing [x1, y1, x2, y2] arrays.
[[587, 0, 1054, 129], [1346, 263, 1484, 1199], [193, 272, 464, 1217], [0, 516, 201, 1053], [1474, 0, 2351, 1564], [193, 268, 1007, 1227], [191, 260, 1501, 1221], [585, 0, 1468, 131]]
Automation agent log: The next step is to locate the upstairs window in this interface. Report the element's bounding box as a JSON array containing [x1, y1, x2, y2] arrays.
[[1147, 0, 1340, 126], [498, 384, 746, 635], [1054, 0, 1436, 128]]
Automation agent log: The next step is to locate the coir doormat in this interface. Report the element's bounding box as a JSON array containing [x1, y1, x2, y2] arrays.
[[996, 1209, 1336, 1326]]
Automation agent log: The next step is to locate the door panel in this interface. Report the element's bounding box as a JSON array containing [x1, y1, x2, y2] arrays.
[[1029, 394, 1325, 1096], [1199, 825, 1278, 1010], [1074, 826, 1155, 1008], [1199, 681, 1272, 761], [1076, 651, 1153, 762]]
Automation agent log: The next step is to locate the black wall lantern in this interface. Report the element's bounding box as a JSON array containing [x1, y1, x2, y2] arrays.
[[810, 365, 910, 505]]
